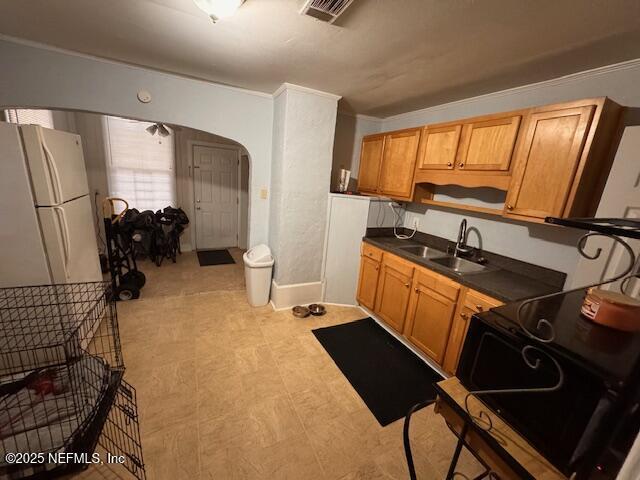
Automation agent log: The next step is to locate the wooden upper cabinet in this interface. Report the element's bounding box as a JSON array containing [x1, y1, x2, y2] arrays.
[[504, 104, 595, 221], [377, 129, 421, 200], [404, 267, 460, 364], [456, 115, 521, 172], [356, 244, 383, 310], [417, 124, 461, 171], [357, 134, 385, 194], [374, 253, 414, 333]]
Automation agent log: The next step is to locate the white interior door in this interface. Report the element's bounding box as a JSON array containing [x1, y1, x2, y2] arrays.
[[193, 145, 239, 249]]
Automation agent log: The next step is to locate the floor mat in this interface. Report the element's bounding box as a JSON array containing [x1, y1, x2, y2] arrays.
[[197, 249, 235, 266], [312, 317, 443, 426]]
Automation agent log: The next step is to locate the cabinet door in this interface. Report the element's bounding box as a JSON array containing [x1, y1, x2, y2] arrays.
[[378, 129, 421, 199], [374, 254, 414, 333], [357, 135, 385, 194], [416, 124, 461, 171], [405, 274, 457, 364], [442, 289, 503, 375], [356, 255, 380, 310], [504, 105, 595, 220], [456, 115, 521, 171], [442, 304, 475, 375]]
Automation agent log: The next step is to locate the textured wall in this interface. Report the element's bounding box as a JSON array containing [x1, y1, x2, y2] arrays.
[[269, 86, 339, 285], [0, 39, 273, 247]]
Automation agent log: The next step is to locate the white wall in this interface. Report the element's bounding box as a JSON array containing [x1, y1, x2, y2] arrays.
[[269, 85, 339, 290], [340, 60, 640, 287], [0, 38, 273, 247], [72, 112, 110, 247]]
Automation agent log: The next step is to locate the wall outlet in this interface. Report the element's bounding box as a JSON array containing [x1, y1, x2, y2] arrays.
[[260, 188, 268, 199], [411, 217, 420, 230]]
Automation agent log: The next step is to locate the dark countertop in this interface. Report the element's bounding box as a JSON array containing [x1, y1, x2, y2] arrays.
[[363, 230, 565, 303]]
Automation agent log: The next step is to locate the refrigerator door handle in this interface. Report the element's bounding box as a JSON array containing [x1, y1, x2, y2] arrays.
[[53, 206, 71, 279], [38, 128, 63, 205]]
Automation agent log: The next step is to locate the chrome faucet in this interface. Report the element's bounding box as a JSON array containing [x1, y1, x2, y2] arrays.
[[454, 219, 474, 257]]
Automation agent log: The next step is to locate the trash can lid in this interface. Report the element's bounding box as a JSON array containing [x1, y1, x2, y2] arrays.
[[243, 244, 274, 267]]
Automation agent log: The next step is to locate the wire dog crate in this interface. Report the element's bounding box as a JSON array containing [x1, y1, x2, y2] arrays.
[[0, 282, 145, 480]]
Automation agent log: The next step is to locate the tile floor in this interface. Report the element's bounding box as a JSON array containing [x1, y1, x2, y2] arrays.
[[74, 249, 482, 479]]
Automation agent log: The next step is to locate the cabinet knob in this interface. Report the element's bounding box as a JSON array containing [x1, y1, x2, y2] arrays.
[[414, 287, 419, 293], [375, 266, 379, 271], [447, 162, 452, 167], [506, 204, 514, 210], [404, 283, 410, 288], [460, 312, 468, 320], [476, 304, 484, 311], [459, 163, 464, 168]]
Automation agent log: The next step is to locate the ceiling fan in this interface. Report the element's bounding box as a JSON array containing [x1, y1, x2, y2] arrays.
[[146, 123, 171, 137]]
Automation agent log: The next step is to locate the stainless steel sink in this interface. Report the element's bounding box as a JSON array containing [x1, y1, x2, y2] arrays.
[[429, 256, 488, 274], [398, 245, 447, 259]]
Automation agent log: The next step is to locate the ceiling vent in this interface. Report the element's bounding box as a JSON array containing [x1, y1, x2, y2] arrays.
[[300, 0, 356, 23]]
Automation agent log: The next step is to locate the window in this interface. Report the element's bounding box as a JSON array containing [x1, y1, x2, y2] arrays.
[[4, 109, 55, 129], [105, 116, 176, 212]]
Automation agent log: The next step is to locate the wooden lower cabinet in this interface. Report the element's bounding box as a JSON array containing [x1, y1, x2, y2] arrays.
[[404, 268, 460, 364], [442, 288, 504, 375], [373, 253, 414, 333], [356, 245, 382, 310], [356, 243, 502, 371]]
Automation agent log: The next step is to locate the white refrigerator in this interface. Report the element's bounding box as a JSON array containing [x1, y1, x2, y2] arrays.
[[0, 122, 101, 287]]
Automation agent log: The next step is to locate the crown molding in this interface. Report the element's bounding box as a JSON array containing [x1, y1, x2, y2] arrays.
[[0, 34, 274, 99], [273, 82, 341, 101], [383, 57, 640, 123]]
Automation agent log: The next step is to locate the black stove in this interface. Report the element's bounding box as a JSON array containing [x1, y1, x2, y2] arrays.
[[457, 289, 640, 479]]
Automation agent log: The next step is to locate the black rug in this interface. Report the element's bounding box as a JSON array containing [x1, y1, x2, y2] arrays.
[[312, 317, 443, 426], [197, 249, 235, 266]]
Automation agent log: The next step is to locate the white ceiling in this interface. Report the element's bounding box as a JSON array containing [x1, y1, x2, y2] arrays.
[[1, 0, 640, 116]]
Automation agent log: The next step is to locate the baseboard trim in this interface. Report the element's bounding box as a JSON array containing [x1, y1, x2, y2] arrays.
[[358, 305, 449, 378], [270, 279, 325, 310]]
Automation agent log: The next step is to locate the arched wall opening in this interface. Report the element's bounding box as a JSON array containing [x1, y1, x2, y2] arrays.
[[1, 107, 253, 254], [0, 39, 273, 248]]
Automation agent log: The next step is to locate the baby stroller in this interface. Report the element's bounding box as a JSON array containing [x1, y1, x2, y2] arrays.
[[102, 198, 146, 301]]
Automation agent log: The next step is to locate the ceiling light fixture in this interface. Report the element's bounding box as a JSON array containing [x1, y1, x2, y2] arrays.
[[193, 0, 245, 22]]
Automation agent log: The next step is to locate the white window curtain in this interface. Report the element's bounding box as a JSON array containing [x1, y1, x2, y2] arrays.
[[105, 116, 177, 212], [4, 109, 55, 129]]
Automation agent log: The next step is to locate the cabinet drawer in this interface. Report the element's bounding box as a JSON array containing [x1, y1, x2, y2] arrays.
[[464, 289, 503, 313], [361, 243, 383, 262], [414, 266, 460, 302]]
